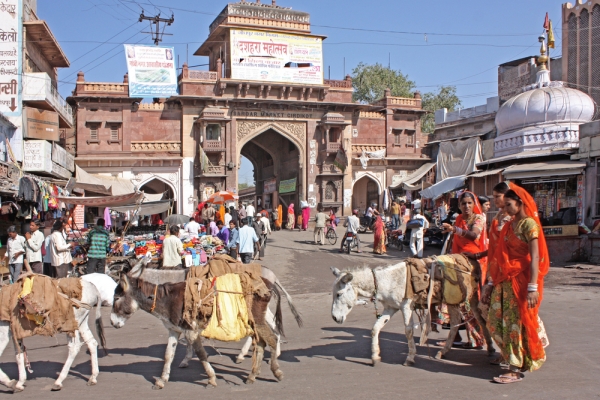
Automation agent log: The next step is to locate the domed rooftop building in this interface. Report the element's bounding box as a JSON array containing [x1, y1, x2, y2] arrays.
[[493, 47, 596, 158]]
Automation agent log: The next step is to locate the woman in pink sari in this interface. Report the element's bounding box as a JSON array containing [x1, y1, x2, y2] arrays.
[[301, 204, 310, 231]]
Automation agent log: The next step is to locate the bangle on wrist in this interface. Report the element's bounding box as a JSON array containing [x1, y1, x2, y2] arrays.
[[527, 283, 538, 292]]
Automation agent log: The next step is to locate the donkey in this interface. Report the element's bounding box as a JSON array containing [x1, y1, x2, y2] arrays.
[[330, 261, 494, 366], [0, 279, 107, 392], [111, 261, 302, 388]]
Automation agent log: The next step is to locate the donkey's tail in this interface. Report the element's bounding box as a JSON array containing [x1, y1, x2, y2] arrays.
[[274, 279, 303, 328], [95, 294, 108, 356], [271, 283, 285, 337]]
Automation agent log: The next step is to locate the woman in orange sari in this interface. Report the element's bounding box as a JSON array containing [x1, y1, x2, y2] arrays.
[[372, 215, 386, 254], [485, 184, 549, 384], [441, 191, 487, 349]]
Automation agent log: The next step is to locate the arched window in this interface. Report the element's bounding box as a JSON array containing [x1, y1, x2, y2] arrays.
[[325, 181, 337, 202]]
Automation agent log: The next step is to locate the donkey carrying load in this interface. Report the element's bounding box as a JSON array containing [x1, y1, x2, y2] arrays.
[[111, 256, 302, 388], [0, 275, 107, 392], [330, 254, 494, 366]]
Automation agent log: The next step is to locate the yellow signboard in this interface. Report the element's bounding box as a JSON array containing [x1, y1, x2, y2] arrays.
[[230, 29, 323, 85]]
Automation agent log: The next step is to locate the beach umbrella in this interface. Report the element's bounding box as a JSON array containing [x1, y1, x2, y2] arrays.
[[207, 191, 239, 204]]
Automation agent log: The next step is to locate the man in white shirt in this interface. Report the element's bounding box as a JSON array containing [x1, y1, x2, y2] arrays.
[[4, 226, 27, 282], [185, 217, 200, 236], [224, 209, 232, 227], [236, 218, 259, 264], [50, 219, 74, 278], [162, 225, 184, 268], [339, 209, 361, 253], [245, 202, 256, 227], [257, 213, 272, 260], [25, 219, 45, 274], [409, 209, 429, 258]]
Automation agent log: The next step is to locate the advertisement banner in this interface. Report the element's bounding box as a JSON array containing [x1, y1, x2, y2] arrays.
[[264, 178, 277, 194], [24, 107, 59, 141], [124, 45, 178, 97], [230, 29, 323, 85], [0, 0, 20, 116], [23, 140, 52, 173], [279, 178, 297, 194]]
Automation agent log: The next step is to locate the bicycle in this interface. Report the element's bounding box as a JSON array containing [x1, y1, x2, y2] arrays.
[[325, 222, 338, 245]]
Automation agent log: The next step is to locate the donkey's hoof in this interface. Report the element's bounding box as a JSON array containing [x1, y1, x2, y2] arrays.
[[235, 356, 244, 364], [434, 351, 444, 360], [245, 376, 256, 385], [403, 359, 415, 367], [274, 369, 284, 382], [152, 379, 165, 390], [207, 378, 217, 388], [178, 361, 189, 368], [372, 357, 381, 366], [51, 384, 62, 391], [86, 378, 97, 386]]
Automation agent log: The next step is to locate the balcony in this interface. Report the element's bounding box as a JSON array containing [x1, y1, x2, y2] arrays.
[[202, 140, 226, 152], [201, 165, 226, 176], [326, 142, 342, 154], [23, 72, 73, 127], [131, 141, 181, 152], [318, 163, 343, 176]]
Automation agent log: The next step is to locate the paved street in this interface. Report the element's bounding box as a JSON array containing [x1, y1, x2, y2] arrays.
[[2, 228, 600, 398]]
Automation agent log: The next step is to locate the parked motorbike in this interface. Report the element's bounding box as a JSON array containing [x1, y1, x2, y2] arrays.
[[423, 225, 444, 247]]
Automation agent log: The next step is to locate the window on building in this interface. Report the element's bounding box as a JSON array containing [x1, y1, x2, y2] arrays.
[[89, 124, 98, 141], [393, 129, 402, 145], [328, 128, 340, 143], [109, 125, 119, 141], [405, 129, 416, 146], [325, 181, 336, 201], [206, 124, 221, 141]]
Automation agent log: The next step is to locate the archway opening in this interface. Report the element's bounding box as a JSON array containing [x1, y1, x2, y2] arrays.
[[352, 176, 380, 214], [239, 128, 301, 223], [140, 178, 176, 219]]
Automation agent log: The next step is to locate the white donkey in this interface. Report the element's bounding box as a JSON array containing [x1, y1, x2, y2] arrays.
[[0, 279, 107, 392], [330, 262, 493, 366]]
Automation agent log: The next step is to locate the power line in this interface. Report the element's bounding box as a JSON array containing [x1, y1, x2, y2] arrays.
[[69, 21, 139, 64]]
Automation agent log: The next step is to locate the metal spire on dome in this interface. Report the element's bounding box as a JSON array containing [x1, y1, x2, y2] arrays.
[[536, 40, 551, 86]]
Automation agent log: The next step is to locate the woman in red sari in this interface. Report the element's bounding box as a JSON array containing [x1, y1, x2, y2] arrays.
[[372, 215, 386, 254], [441, 191, 487, 349], [485, 184, 549, 384]]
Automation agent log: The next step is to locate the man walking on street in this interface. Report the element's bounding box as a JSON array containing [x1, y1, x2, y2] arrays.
[[25, 220, 45, 274], [246, 201, 256, 227], [238, 202, 247, 222], [391, 200, 400, 230], [409, 209, 429, 258], [87, 218, 110, 274], [314, 206, 327, 245], [237, 217, 259, 264], [162, 225, 184, 268], [227, 220, 239, 259], [5, 226, 28, 282], [257, 212, 271, 259]]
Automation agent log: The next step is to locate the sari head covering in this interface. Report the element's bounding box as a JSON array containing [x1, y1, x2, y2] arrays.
[[452, 191, 488, 281], [490, 182, 549, 362]]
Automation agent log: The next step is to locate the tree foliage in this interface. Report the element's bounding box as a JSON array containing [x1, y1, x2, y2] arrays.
[[352, 62, 415, 103], [238, 182, 249, 190], [421, 86, 462, 134], [351, 63, 461, 134]]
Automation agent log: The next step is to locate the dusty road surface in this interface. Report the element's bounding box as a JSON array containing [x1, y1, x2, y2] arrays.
[[2, 227, 600, 398]]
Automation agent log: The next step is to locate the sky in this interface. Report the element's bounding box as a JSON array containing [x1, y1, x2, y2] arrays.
[[39, 0, 569, 184]]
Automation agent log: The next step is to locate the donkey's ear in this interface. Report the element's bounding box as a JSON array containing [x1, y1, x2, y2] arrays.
[[120, 273, 130, 292], [330, 266, 341, 277], [341, 273, 353, 284]]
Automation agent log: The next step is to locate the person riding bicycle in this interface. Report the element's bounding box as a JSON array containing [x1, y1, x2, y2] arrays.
[[339, 209, 362, 253]]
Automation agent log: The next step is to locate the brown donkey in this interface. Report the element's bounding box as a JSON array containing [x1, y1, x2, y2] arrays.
[[111, 271, 287, 388]]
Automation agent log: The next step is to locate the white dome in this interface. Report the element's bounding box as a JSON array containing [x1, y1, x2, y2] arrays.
[[495, 84, 595, 136]]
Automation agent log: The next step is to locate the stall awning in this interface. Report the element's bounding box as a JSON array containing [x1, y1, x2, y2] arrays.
[[469, 168, 505, 178], [390, 162, 435, 189], [111, 200, 172, 215], [74, 166, 135, 196], [420, 175, 467, 199], [503, 161, 586, 180], [403, 181, 433, 191], [57, 192, 144, 207], [476, 148, 575, 166]]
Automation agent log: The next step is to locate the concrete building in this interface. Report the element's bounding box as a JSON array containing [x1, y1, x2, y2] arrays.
[[70, 0, 432, 218], [561, 0, 600, 106]]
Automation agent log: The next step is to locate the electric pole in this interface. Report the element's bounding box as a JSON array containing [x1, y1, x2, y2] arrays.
[[139, 11, 174, 45]]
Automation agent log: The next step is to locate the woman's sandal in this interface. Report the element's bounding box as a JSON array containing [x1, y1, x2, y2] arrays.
[[493, 374, 523, 384]]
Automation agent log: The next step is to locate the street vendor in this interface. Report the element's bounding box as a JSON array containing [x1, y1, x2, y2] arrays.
[[162, 225, 184, 269]]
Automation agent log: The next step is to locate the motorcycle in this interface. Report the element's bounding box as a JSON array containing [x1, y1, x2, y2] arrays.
[[342, 232, 359, 254], [423, 225, 444, 247], [358, 216, 374, 233]]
